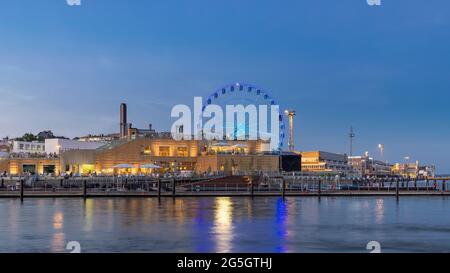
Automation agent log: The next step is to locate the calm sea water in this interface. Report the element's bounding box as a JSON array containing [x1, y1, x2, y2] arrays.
[[1, 196, 450, 253]]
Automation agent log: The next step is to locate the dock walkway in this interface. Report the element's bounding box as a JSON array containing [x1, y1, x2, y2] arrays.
[[1, 190, 450, 199], [1, 175, 449, 199]]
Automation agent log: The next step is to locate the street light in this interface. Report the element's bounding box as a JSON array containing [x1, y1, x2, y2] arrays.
[[378, 144, 384, 160]]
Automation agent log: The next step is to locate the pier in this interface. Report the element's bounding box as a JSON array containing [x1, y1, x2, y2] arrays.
[[0, 175, 449, 199]]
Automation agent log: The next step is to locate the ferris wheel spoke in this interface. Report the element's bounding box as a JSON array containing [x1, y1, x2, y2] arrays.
[[199, 82, 285, 150]]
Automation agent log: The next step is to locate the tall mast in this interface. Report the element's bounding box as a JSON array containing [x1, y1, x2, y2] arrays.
[[349, 126, 355, 156]]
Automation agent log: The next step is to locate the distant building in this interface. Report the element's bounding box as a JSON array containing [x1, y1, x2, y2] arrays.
[[1, 138, 279, 176], [391, 162, 435, 178], [0, 139, 11, 153], [75, 134, 119, 142], [0, 144, 10, 153], [119, 103, 157, 140], [127, 124, 156, 139], [300, 151, 351, 174], [419, 165, 436, 178], [392, 162, 417, 178], [0, 151, 8, 160], [348, 155, 392, 177], [12, 141, 46, 154], [45, 139, 106, 155]]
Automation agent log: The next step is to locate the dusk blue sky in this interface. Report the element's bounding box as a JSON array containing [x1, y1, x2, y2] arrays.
[[0, 1, 449, 172]]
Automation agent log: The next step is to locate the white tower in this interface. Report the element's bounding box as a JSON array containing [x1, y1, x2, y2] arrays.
[[285, 110, 296, 152]]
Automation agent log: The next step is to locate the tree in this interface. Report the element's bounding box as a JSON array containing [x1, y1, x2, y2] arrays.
[[16, 133, 40, 142]]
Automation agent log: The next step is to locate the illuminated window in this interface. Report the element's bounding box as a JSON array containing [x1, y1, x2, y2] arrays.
[[43, 165, 56, 174], [177, 147, 188, 157], [159, 146, 170, 157], [143, 146, 151, 155]]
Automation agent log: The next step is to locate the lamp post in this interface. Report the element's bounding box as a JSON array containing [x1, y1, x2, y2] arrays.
[[378, 144, 384, 161]]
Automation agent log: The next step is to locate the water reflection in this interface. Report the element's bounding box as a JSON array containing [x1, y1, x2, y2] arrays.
[[173, 199, 186, 225], [51, 211, 65, 252], [213, 197, 234, 253], [84, 199, 94, 232], [53, 212, 64, 230], [9, 201, 19, 240], [244, 198, 253, 219], [106, 199, 114, 230], [2, 197, 450, 253], [375, 199, 385, 224], [275, 198, 288, 252], [51, 233, 65, 252]]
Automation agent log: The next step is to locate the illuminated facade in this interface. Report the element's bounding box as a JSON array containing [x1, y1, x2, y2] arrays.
[[93, 138, 277, 175], [300, 151, 351, 174], [196, 154, 279, 175], [5, 157, 60, 176], [94, 138, 199, 175], [0, 137, 277, 176], [391, 162, 435, 178], [348, 155, 392, 177], [0, 159, 8, 174], [61, 150, 97, 175]]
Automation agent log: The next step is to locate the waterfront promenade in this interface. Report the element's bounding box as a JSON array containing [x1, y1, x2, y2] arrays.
[[0, 175, 449, 199], [0, 191, 449, 198]]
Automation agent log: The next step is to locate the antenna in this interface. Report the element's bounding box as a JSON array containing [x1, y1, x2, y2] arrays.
[[349, 126, 355, 156]]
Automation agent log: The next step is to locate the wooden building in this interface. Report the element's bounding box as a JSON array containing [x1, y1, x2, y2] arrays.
[[0, 137, 280, 176]]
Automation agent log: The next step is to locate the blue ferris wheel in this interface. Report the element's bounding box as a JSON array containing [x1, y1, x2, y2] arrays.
[[201, 82, 286, 150]]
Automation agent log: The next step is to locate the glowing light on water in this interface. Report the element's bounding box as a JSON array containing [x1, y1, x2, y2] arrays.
[[84, 199, 94, 232], [213, 197, 234, 253], [53, 212, 64, 230], [375, 199, 385, 224], [275, 198, 288, 253], [51, 212, 65, 252]]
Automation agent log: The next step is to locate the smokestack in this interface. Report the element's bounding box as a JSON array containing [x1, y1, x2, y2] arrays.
[[120, 103, 127, 139]]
